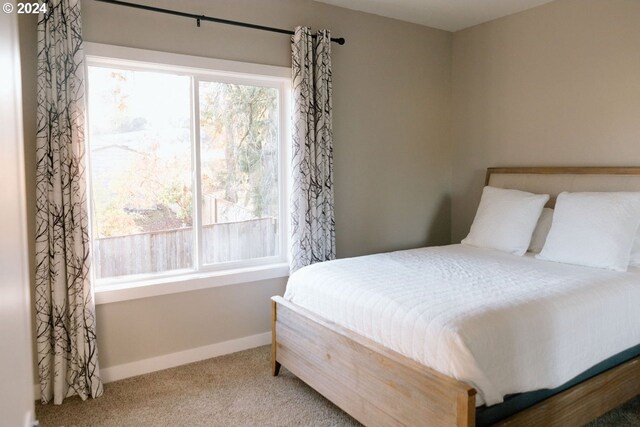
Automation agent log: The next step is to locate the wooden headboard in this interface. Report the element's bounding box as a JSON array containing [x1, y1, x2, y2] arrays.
[[485, 167, 640, 207]]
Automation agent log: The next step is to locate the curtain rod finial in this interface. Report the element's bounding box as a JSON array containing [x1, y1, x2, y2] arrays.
[[334, 37, 345, 45]]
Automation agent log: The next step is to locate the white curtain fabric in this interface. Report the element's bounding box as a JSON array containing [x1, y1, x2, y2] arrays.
[[290, 27, 336, 273], [35, 0, 103, 404]]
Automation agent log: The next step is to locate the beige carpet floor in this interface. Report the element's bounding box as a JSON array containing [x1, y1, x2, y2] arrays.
[[36, 345, 639, 427]]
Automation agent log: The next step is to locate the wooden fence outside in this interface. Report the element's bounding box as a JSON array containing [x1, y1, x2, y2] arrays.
[[94, 217, 278, 279]]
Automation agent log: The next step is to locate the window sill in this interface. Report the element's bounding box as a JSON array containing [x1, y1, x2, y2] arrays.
[[94, 263, 290, 305]]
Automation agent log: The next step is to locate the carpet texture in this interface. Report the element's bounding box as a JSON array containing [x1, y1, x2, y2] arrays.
[[36, 345, 639, 427]]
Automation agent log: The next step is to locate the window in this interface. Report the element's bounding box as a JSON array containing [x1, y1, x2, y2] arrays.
[[85, 45, 290, 289]]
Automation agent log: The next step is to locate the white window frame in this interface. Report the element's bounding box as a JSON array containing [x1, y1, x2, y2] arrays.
[[84, 43, 291, 304]]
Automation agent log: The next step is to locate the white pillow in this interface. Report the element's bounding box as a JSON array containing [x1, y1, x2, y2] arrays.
[[536, 192, 640, 271], [629, 231, 640, 267], [528, 208, 553, 254], [462, 186, 549, 255]]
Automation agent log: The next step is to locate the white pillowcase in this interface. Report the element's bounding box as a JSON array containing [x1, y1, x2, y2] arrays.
[[528, 208, 554, 254], [629, 231, 640, 268], [462, 186, 549, 255], [536, 192, 640, 271]]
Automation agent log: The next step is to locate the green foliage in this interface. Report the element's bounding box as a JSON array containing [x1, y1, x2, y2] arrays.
[[199, 82, 279, 219], [157, 180, 193, 225], [92, 76, 278, 239], [93, 140, 192, 237]]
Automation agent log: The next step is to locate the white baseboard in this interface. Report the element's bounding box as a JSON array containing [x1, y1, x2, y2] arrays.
[[33, 331, 271, 400], [101, 331, 271, 383]]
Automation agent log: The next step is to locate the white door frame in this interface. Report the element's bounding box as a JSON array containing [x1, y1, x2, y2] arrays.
[[0, 3, 37, 426]]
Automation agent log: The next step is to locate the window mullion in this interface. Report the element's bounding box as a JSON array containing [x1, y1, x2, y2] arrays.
[[192, 77, 204, 273], [280, 82, 292, 264]]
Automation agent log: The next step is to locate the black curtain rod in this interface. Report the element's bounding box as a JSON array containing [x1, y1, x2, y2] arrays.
[[94, 0, 346, 45]]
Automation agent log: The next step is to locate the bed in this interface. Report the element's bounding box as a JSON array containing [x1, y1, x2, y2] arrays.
[[271, 167, 640, 427]]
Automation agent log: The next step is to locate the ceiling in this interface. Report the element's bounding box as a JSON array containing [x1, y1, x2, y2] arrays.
[[313, 0, 555, 32]]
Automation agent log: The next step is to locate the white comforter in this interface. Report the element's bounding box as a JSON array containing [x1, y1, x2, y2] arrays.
[[284, 244, 640, 406]]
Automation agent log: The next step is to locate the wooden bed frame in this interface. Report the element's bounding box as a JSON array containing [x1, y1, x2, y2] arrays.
[[272, 167, 640, 427]]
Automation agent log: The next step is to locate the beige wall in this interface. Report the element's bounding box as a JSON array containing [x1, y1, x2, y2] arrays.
[[451, 0, 640, 241], [96, 279, 285, 367], [17, 11, 39, 382], [19, 0, 452, 372]]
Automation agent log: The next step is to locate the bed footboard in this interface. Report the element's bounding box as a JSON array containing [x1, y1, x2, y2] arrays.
[[271, 296, 477, 427]]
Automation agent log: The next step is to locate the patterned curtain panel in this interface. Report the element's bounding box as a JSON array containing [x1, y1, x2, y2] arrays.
[[290, 27, 336, 272], [35, 0, 103, 404]]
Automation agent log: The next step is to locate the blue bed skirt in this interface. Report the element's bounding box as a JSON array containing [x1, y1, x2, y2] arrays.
[[476, 343, 640, 427]]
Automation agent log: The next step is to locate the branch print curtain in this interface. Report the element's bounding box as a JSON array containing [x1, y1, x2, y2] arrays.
[[290, 27, 336, 272], [35, 0, 103, 404]]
